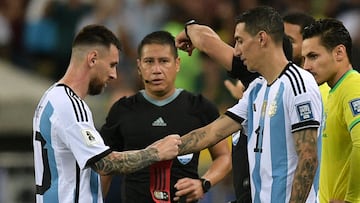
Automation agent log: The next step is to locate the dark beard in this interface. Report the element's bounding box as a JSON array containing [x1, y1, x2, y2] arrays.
[[88, 78, 104, 95]]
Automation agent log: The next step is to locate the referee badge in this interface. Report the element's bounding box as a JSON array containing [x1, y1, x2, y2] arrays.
[[177, 153, 193, 165], [349, 98, 360, 116], [296, 102, 314, 121]]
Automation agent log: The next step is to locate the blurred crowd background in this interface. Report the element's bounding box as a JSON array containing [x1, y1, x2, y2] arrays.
[[0, 0, 359, 202]]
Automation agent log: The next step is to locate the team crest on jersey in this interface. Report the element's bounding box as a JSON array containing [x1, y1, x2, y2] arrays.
[[81, 129, 98, 146], [350, 98, 360, 116], [296, 102, 314, 121], [177, 153, 193, 165]]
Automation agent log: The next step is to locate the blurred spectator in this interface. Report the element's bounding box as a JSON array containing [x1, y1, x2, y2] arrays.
[[0, 2, 11, 59], [43, 0, 92, 80], [337, 8, 360, 70], [0, 0, 30, 69]]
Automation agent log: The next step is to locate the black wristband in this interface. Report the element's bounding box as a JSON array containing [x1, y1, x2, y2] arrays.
[[199, 178, 211, 193], [185, 19, 197, 39]]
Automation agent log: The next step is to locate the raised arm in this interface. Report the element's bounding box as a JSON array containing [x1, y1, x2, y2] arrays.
[[175, 23, 234, 71], [290, 128, 318, 203], [92, 134, 181, 176]]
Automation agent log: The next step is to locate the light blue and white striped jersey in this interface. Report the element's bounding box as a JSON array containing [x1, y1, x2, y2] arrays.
[[33, 83, 111, 203], [226, 63, 322, 203]]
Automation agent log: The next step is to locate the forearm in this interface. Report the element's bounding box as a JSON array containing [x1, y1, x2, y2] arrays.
[[290, 129, 318, 203], [100, 175, 113, 197], [186, 24, 234, 70], [92, 148, 159, 175], [179, 115, 238, 155], [202, 140, 232, 185], [179, 127, 214, 155]]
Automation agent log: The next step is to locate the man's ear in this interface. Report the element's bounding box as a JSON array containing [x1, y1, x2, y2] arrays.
[[88, 50, 98, 66], [258, 31, 268, 47], [136, 59, 142, 74], [333, 44, 346, 62], [175, 57, 181, 72]]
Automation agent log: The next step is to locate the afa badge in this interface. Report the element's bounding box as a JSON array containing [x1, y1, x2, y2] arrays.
[[296, 102, 314, 121], [349, 98, 360, 116]]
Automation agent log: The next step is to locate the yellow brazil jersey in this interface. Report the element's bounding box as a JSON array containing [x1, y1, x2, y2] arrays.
[[319, 70, 360, 203], [319, 83, 330, 105]]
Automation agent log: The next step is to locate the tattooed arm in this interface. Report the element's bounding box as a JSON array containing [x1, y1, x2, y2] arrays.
[[290, 128, 318, 203], [92, 134, 181, 175], [179, 115, 241, 155]]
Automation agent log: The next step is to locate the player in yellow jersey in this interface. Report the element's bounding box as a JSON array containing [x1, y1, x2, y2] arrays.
[[302, 18, 360, 203]]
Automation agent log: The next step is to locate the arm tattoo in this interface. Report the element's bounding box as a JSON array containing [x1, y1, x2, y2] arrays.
[[179, 115, 233, 155], [290, 128, 318, 203], [179, 129, 207, 155], [92, 148, 159, 175]]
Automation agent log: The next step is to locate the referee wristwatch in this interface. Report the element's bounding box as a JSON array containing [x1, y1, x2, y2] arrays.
[[184, 19, 198, 39], [200, 178, 211, 193]]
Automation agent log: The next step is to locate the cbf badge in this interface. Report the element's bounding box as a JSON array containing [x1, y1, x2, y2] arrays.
[[296, 102, 314, 121], [350, 98, 360, 116]]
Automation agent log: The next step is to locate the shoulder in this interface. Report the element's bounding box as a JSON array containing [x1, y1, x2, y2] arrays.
[[107, 93, 142, 114], [281, 63, 318, 96], [181, 90, 217, 109], [52, 85, 91, 122], [180, 90, 219, 118]]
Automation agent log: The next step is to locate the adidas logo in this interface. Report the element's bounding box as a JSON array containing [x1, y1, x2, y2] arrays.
[[152, 117, 167, 127]]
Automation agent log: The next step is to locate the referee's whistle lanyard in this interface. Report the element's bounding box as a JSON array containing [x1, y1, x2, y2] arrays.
[[254, 87, 271, 153]]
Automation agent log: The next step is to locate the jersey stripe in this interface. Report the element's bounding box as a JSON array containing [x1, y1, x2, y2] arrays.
[[292, 66, 306, 93], [269, 83, 287, 203], [284, 65, 307, 96], [75, 164, 80, 203], [63, 86, 88, 122], [40, 102, 59, 202], [90, 170, 99, 203]]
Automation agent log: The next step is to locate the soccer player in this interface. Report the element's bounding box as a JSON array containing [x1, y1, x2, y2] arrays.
[[175, 6, 322, 203], [302, 18, 360, 203], [100, 30, 231, 203], [32, 25, 181, 203], [176, 22, 293, 203]]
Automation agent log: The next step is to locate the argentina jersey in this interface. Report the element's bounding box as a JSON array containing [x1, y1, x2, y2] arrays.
[[226, 63, 322, 203], [33, 83, 111, 203]]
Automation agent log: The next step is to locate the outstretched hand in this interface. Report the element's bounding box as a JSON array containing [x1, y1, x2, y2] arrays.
[[175, 30, 195, 56], [147, 134, 181, 161], [224, 79, 245, 100]]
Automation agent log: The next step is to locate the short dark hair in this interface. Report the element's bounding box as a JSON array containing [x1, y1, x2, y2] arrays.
[[235, 6, 284, 44], [73, 24, 122, 51], [283, 12, 315, 35], [137, 31, 178, 58], [303, 18, 352, 62]]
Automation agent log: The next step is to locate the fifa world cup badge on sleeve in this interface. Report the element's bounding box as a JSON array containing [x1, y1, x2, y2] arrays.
[[296, 102, 314, 121], [81, 129, 99, 145], [349, 98, 360, 116]]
